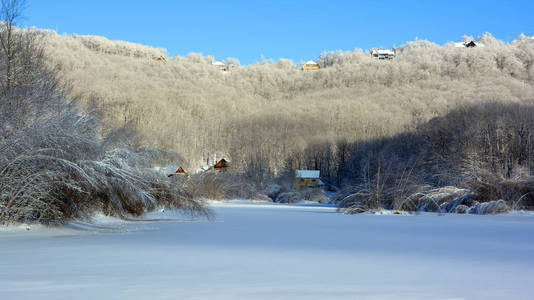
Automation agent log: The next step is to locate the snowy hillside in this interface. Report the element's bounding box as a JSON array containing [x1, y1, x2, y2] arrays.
[[2, 201, 534, 299]]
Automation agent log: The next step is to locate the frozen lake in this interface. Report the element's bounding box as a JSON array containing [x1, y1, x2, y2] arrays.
[[1, 201, 534, 299]]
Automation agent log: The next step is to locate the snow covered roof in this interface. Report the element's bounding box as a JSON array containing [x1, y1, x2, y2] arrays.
[[454, 41, 485, 48], [153, 165, 180, 175], [371, 49, 395, 55], [304, 60, 318, 65], [212, 61, 226, 66], [296, 170, 320, 178]]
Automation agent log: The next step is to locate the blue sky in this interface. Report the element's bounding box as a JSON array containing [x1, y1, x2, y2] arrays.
[[25, 0, 534, 65]]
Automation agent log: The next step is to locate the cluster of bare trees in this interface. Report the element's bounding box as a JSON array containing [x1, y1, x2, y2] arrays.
[[0, 0, 209, 225], [36, 29, 534, 179], [300, 102, 534, 213]]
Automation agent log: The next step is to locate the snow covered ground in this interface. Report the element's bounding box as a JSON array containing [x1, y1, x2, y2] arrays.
[[1, 201, 534, 300]]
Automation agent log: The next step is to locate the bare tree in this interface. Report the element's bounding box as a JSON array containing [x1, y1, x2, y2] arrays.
[[0, 0, 62, 140], [0, 0, 26, 91]]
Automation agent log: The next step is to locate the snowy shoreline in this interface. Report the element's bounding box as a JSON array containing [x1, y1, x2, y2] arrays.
[[2, 199, 533, 233]]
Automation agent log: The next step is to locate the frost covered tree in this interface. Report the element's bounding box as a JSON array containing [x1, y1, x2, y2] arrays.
[[0, 0, 210, 225], [0, 0, 25, 90]]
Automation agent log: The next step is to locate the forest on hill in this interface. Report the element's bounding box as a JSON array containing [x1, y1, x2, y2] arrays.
[[3, 8, 534, 224], [38, 31, 534, 212], [41, 31, 534, 175]]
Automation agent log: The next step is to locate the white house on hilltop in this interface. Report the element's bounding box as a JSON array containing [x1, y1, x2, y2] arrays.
[[212, 61, 227, 71], [371, 49, 395, 59], [454, 40, 485, 48]]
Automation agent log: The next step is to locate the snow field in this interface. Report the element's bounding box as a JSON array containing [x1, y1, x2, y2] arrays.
[[1, 201, 534, 299]]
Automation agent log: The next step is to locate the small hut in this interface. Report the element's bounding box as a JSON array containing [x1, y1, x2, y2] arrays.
[[301, 60, 320, 70], [167, 166, 188, 177], [212, 61, 228, 71], [155, 56, 167, 62], [454, 41, 484, 48], [371, 49, 395, 59], [295, 170, 322, 189], [464, 41, 477, 48], [213, 158, 229, 171], [227, 63, 237, 71]]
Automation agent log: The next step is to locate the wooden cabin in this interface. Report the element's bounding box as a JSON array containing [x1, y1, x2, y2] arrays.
[[167, 166, 188, 177], [155, 56, 167, 62], [213, 158, 229, 171], [295, 170, 322, 189], [301, 60, 320, 70]]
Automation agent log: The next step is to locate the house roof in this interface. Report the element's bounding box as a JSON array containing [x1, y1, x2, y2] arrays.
[[454, 41, 485, 48], [371, 49, 395, 55], [165, 165, 180, 174], [153, 165, 181, 174], [214, 158, 229, 169], [304, 60, 318, 65], [296, 170, 320, 178], [464, 41, 477, 47]]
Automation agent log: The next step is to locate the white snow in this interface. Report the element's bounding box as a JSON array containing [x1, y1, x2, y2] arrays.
[[1, 201, 534, 299], [152, 165, 180, 175], [371, 49, 395, 55], [296, 169, 320, 178]]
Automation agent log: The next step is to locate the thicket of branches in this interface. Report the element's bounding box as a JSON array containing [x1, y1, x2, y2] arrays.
[[318, 102, 534, 213], [0, 1, 209, 225]]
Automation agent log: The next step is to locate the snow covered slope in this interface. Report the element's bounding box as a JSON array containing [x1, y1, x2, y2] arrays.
[[1, 201, 534, 299]]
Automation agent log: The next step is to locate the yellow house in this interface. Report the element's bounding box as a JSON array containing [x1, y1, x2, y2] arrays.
[[301, 60, 320, 71], [295, 170, 322, 189]]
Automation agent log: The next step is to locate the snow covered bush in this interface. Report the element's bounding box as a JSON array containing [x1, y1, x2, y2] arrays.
[[184, 171, 269, 201], [264, 183, 283, 201], [0, 5, 209, 225], [332, 101, 534, 215], [468, 200, 511, 215], [414, 187, 472, 213], [275, 192, 300, 203], [305, 189, 329, 203], [0, 104, 210, 225]]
